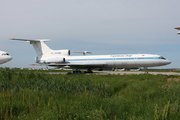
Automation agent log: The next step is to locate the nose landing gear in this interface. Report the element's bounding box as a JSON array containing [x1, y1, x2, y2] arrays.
[[144, 67, 148, 74]]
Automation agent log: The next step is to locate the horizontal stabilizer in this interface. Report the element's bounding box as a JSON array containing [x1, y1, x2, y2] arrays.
[[10, 38, 52, 56], [74, 51, 92, 56], [10, 38, 51, 42]]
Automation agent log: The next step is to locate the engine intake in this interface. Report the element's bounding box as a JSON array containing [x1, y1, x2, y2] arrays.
[[54, 50, 70, 56]]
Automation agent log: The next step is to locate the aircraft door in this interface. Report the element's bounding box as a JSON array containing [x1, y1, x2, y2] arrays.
[[111, 57, 116, 68], [35, 57, 38, 63], [134, 57, 137, 67]]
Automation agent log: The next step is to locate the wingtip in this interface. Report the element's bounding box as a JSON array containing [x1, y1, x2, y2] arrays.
[[175, 27, 180, 29], [9, 38, 14, 40], [29, 64, 36, 66]]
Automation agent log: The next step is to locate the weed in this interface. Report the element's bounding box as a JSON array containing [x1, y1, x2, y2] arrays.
[[0, 68, 179, 119]]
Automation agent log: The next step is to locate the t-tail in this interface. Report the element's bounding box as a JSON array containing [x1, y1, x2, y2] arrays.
[[10, 38, 70, 64]]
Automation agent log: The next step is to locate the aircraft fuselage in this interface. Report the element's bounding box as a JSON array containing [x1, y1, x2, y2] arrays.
[[0, 51, 12, 64], [39, 54, 171, 69]]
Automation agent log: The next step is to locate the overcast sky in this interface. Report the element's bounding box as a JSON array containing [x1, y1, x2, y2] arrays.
[[0, 0, 180, 69]]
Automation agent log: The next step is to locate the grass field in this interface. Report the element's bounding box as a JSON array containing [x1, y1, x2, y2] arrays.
[[0, 68, 180, 119]]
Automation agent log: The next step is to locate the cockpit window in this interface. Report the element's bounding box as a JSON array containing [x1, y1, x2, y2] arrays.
[[2, 53, 9, 56], [159, 56, 166, 60]]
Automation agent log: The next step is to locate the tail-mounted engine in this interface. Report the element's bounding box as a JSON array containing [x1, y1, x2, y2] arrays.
[[45, 57, 65, 63], [61, 50, 70, 56], [35, 57, 65, 64], [53, 50, 70, 56]]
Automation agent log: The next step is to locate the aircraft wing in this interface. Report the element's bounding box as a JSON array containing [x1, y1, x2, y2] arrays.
[[174, 27, 180, 34], [48, 62, 107, 68], [175, 27, 180, 30]]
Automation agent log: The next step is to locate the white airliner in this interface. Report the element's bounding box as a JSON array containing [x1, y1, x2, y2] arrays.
[[10, 38, 171, 72], [0, 51, 12, 64]]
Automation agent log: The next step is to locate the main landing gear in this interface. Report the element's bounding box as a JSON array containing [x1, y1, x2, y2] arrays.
[[67, 68, 93, 75], [84, 68, 93, 73], [99, 68, 103, 71]]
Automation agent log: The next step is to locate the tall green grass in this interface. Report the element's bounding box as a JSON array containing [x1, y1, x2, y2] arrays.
[[0, 68, 180, 119]]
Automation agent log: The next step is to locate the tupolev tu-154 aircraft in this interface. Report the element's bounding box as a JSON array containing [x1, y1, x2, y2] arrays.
[[0, 50, 12, 64], [10, 38, 171, 72]]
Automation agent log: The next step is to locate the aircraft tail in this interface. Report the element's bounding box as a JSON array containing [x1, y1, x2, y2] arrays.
[[10, 38, 52, 56], [175, 27, 180, 34]]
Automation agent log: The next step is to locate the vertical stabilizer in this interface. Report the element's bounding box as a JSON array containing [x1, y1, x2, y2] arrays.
[[30, 41, 52, 56], [10, 38, 52, 56]]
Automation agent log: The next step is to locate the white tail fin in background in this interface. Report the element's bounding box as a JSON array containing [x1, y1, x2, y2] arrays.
[[10, 38, 52, 56]]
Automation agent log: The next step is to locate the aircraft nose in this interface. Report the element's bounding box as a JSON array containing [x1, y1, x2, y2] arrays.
[[7, 56, 12, 61], [166, 59, 171, 65], [10, 56, 12, 60]]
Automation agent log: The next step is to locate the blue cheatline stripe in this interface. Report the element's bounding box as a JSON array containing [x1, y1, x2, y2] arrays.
[[66, 57, 161, 61]]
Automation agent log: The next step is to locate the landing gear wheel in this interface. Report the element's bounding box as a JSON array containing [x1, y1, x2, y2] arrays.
[[99, 68, 103, 71], [86, 68, 93, 73]]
